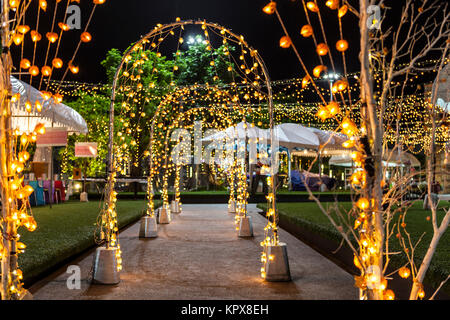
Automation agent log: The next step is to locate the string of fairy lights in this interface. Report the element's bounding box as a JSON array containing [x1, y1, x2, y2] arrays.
[[1, 2, 445, 300], [262, 0, 449, 300], [50, 75, 448, 160], [103, 20, 283, 283], [0, 0, 106, 300]]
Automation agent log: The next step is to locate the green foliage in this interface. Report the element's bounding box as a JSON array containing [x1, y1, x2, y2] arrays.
[[62, 89, 111, 177], [61, 42, 240, 177], [176, 36, 236, 85], [101, 48, 123, 84]]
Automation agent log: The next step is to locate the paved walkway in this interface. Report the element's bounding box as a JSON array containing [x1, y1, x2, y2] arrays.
[[29, 204, 357, 300]]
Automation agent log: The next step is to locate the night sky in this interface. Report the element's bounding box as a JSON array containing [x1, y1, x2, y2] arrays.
[[65, 0, 361, 84]]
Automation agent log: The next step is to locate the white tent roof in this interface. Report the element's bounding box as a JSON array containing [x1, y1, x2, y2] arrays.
[[203, 122, 350, 152], [10, 76, 88, 134], [292, 149, 352, 158], [272, 123, 320, 150], [329, 150, 421, 167], [202, 121, 265, 142], [307, 127, 348, 151]]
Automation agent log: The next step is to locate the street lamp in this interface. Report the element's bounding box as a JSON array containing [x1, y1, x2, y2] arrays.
[[323, 72, 340, 102], [186, 35, 207, 46]]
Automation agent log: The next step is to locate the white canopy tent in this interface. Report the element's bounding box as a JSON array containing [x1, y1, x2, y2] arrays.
[[202, 122, 322, 150], [202, 121, 265, 143], [307, 127, 348, 152], [329, 150, 421, 167], [202, 122, 350, 186], [271, 123, 320, 150], [10, 76, 88, 134]]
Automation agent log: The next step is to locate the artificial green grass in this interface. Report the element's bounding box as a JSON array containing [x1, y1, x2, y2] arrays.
[[257, 201, 450, 295], [19, 200, 161, 283]]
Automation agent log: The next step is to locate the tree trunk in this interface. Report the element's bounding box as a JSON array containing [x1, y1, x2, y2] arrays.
[[0, 0, 12, 300], [410, 212, 450, 299], [359, 0, 385, 300]]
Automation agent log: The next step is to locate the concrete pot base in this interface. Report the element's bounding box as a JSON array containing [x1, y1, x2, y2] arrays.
[[158, 206, 171, 224], [139, 215, 158, 238], [264, 242, 291, 282], [238, 216, 254, 237], [92, 247, 120, 285]]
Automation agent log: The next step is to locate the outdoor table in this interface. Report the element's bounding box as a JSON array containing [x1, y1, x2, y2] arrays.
[[27, 180, 66, 206], [423, 193, 450, 209], [28, 181, 46, 206]]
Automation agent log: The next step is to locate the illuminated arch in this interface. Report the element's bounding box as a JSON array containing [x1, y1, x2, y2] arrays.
[[104, 20, 280, 280]]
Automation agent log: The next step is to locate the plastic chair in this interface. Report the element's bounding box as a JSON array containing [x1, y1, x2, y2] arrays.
[[54, 180, 66, 203], [42, 180, 52, 204], [28, 181, 45, 206]]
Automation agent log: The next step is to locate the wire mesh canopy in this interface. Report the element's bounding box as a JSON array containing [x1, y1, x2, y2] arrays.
[[10, 76, 88, 134]]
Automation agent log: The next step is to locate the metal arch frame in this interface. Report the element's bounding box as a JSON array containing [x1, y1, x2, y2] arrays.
[[106, 19, 278, 237], [159, 104, 236, 205], [145, 84, 245, 215]]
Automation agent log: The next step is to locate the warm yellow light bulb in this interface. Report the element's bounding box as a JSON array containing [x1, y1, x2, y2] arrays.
[[262, 1, 276, 14], [306, 1, 319, 12], [25, 100, 32, 113], [313, 65, 327, 78], [46, 32, 58, 43], [316, 43, 329, 56], [384, 289, 395, 300], [338, 5, 348, 18], [356, 197, 370, 210], [17, 25, 30, 34], [279, 35, 292, 48], [327, 101, 340, 116], [41, 66, 52, 77], [20, 58, 31, 69], [52, 58, 63, 69], [35, 100, 42, 112], [300, 25, 313, 37], [398, 267, 411, 279], [12, 33, 24, 45], [30, 30, 42, 42], [336, 39, 349, 52], [80, 32, 92, 43], [39, 0, 47, 11], [326, 0, 339, 10], [342, 139, 355, 148]]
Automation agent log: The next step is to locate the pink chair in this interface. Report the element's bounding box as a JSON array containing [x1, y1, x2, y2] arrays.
[[42, 180, 52, 204], [42, 180, 62, 204]]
